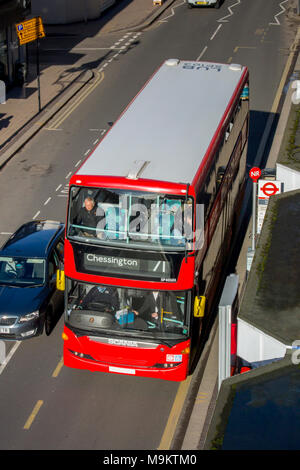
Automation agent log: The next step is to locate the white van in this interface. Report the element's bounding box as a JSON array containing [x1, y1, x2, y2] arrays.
[[188, 0, 221, 8]]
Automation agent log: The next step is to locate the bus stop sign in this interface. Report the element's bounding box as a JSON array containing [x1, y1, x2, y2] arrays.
[[249, 167, 261, 183], [258, 180, 281, 199]]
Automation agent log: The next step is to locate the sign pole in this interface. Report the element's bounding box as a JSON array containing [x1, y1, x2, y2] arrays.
[[0, 80, 6, 104], [249, 167, 261, 251], [252, 181, 257, 251], [15, 17, 45, 113], [36, 37, 41, 112]]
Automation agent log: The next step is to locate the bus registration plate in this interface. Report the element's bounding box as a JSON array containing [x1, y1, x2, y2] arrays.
[[109, 366, 136, 375], [166, 354, 182, 363]]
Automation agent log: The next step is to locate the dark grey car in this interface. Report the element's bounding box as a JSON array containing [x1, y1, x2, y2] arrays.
[[0, 220, 65, 340]]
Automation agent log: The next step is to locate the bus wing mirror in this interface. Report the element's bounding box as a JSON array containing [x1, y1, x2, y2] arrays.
[[194, 296, 205, 318], [56, 269, 65, 291]]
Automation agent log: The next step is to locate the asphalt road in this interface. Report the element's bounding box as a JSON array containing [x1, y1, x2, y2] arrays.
[[0, 0, 297, 451]]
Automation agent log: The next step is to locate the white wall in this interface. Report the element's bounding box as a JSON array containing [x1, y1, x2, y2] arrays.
[[237, 318, 287, 363], [32, 0, 116, 24], [276, 163, 300, 193]]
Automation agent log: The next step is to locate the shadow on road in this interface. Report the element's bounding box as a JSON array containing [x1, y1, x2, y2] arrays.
[[0, 114, 13, 130]]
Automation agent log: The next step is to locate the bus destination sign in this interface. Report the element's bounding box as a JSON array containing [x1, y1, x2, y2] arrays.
[[84, 253, 140, 271], [81, 251, 173, 280]]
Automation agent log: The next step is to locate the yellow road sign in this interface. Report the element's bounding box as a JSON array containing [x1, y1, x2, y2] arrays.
[[16, 17, 45, 45]]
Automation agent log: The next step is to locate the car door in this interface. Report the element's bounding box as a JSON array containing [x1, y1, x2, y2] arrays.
[[48, 239, 64, 313], [54, 238, 65, 310]]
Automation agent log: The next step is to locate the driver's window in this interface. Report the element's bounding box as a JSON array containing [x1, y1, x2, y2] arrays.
[[49, 251, 59, 280], [55, 239, 64, 262]]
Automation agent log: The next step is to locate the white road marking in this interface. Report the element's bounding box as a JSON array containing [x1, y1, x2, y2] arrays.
[[196, 46, 208, 61], [269, 0, 289, 26], [0, 342, 21, 376], [217, 0, 241, 23], [159, 0, 186, 23], [210, 24, 222, 41]]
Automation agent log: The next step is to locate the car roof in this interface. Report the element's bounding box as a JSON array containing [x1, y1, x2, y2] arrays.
[[0, 220, 65, 258]]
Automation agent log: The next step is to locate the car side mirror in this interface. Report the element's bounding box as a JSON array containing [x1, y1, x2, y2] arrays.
[[56, 269, 65, 291], [194, 295, 205, 318]]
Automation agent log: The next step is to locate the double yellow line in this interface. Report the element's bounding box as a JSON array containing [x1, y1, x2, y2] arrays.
[[46, 70, 104, 130]]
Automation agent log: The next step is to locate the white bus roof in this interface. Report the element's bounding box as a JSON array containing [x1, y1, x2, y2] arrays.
[[77, 59, 247, 185]]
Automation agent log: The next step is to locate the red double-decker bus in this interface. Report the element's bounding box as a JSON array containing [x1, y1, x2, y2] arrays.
[[61, 59, 249, 381]]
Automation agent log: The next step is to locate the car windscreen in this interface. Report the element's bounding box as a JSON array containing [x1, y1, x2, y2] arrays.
[[0, 256, 45, 286]]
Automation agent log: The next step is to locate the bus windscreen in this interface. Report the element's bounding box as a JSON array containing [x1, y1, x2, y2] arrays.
[[66, 280, 190, 339]]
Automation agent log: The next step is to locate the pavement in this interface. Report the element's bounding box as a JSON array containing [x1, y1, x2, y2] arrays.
[[0, 0, 176, 168]]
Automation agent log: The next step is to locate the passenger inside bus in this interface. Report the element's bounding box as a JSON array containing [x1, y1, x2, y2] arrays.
[[140, 291, 160, 320], [128, 290, 184, 328], [75, 197, 102, 237]]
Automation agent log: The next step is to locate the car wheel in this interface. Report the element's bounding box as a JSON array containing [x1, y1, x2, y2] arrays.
[[214, 0, 220, 8], [188, 3, 193, 8], [44, 307, 52, 336]]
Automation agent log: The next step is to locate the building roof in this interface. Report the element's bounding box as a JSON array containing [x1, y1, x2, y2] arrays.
[[204, 353, 300, 450], [276, 102, 300, 172], [77, 59, 247, 185], [238, 189, 300, 345]]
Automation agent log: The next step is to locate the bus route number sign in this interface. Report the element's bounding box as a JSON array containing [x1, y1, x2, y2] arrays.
[[249, 167, 261, 183]]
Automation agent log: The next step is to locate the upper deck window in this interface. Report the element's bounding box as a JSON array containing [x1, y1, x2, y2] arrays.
[[67, 187, 194, 252]]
